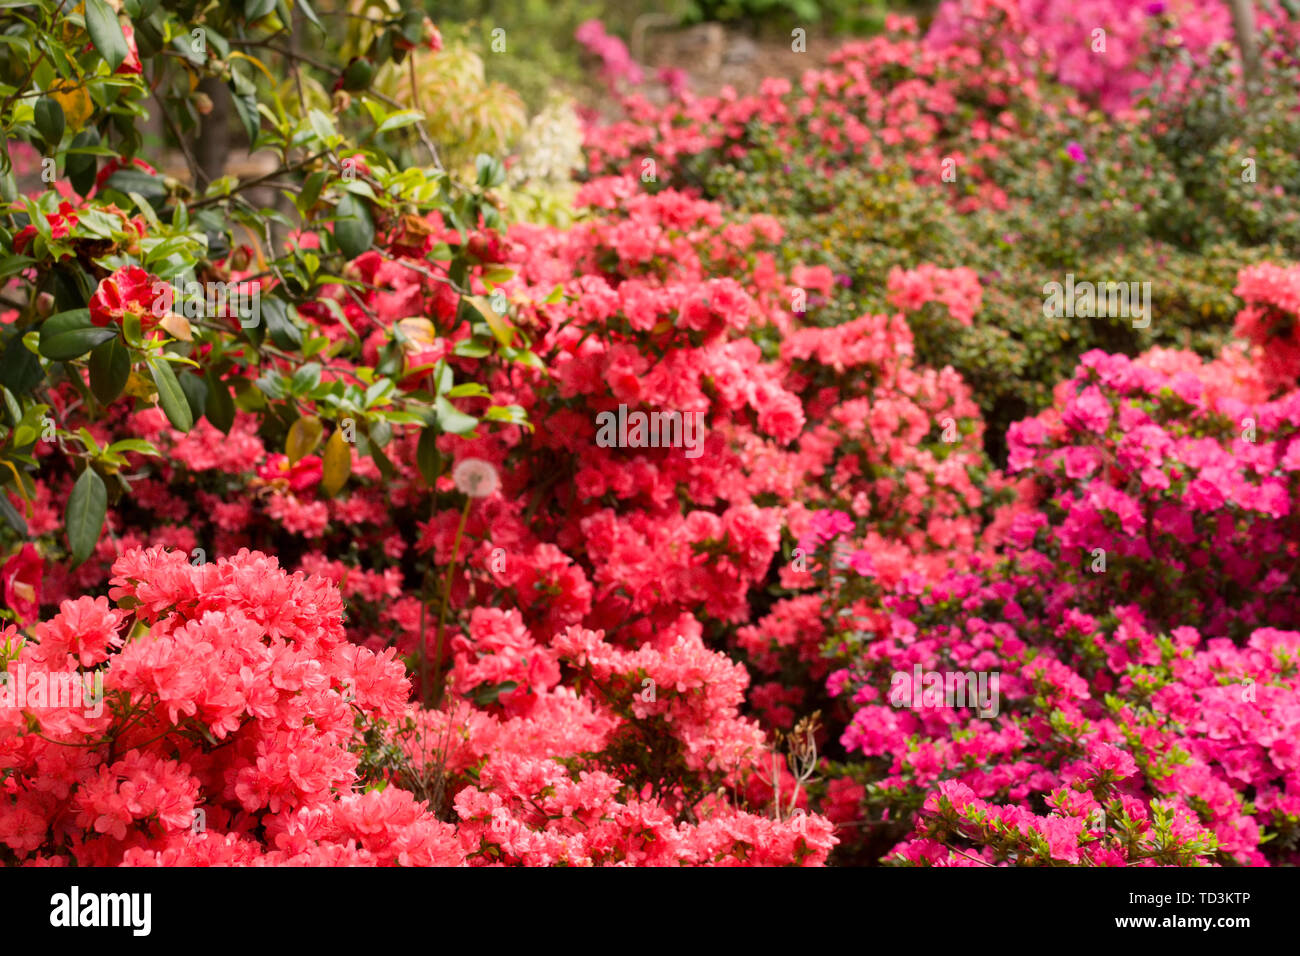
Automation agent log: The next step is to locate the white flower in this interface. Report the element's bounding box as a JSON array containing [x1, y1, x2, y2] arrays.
[[452, 458, 500, 498]]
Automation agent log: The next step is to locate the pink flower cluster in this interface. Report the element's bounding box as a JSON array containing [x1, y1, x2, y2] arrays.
[[581, 12, 1049, 215], [575, 20, 644, 93], [927, 0, 1233, 112], [811, 290, 1300, 864], [5, 170, 1016, 866], [1233, 262, 1300, 389], [887, 264, 983, 326], [1, 548, 463, 866]]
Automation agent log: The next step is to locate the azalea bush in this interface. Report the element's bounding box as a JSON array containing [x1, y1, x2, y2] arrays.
[[581, 3, 1300, 452], [3, 0, 1300, 870], [797, 266, 1300, 866], [0, 547, 836, 865]]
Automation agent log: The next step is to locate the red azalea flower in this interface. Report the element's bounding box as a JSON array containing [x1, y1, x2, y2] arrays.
[[13, 202, 81, 256], [116, 22, 143, 75], [464, 231, 505, 264], [11, 225, 36, 256], [88, 265, 162, 330], [256, 454, 323, 493], [2, 544, 43, 626], [425, 22, 443, 52]]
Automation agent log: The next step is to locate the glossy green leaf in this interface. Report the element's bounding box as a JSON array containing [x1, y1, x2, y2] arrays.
[[66, 467, 107, 566]]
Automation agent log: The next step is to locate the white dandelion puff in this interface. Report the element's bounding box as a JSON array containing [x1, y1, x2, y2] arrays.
[[452, 458, 500, 498]]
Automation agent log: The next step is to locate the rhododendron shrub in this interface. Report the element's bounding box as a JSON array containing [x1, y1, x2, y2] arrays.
[[0, 547, 463, 866], [395, 609, 836, 865], [927, 0, 1236, 113], [1234, 262, 1300, 389], [809, 298, 1300, 866], [16, 177, 995, 652], [576, 8, 1300, 449], [4, 172, 1017, 863], [1, 549, 835, 866], [929, 0, 1300, 116], [7, 0, 1300, 870]]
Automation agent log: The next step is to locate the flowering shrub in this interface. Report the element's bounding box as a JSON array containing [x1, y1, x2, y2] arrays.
[[0, 547, 466, 866], [1, 548, 835, 866], [805, 292, 1300, 866], [927, 0, 1235, 113], [577, 7, 1300, 450], [0, 0, 524, 569], [4, 1, 1300, 869]]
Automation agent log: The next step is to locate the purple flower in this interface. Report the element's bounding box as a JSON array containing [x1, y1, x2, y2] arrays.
[[1066, 141, 1088, 164], [1145, 2, 1166, 15]]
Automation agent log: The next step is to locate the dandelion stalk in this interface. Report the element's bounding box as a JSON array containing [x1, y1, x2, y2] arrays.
[[430, 495, 471, 708]]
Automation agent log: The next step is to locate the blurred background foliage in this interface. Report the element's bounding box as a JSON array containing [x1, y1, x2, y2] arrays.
[[256, 0, 911, 222]]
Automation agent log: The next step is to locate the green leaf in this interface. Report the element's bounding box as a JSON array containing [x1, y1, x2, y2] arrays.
[[178, 371, 208, 423], [453, 338, 492, 358], [334, 193, 374, 259], [260, 297, 302, 350], [0, 255, 35, 280], [88, 336, 130, 404], [368, 440, 396, 480], [244, 0, 276, 20], [363, 378, 394, 407], [291, 362, 322, 394], [297, 169, 328, 214], [416, 425, 442, 486], [341, 57, 374, 92], [1, 386, 20, 426], [368, 419, 393, 447], [230, 84, 261, 145], [104, 439, 159, 456], [84, 0, 129, 72], [473, 680, 518, 705], [205, 372, 236, 434], [39, 310, 117, 361], [297, 0, 324, 31], [375, 110, 423, 135], [475, 154, 505, 189], [484, 404, 529, 428], [126, 190, 161, 230], [308, 109, 337, 145], [148, 358, 194, 432], [0, 335, 42, 393], [66, 129, 100, 197], [66, 467, 107, 566], [435, 395, 477, 436], [103, 167, 166, 204], [34, 97, 64, 148], [0, 493, 27, 536]]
